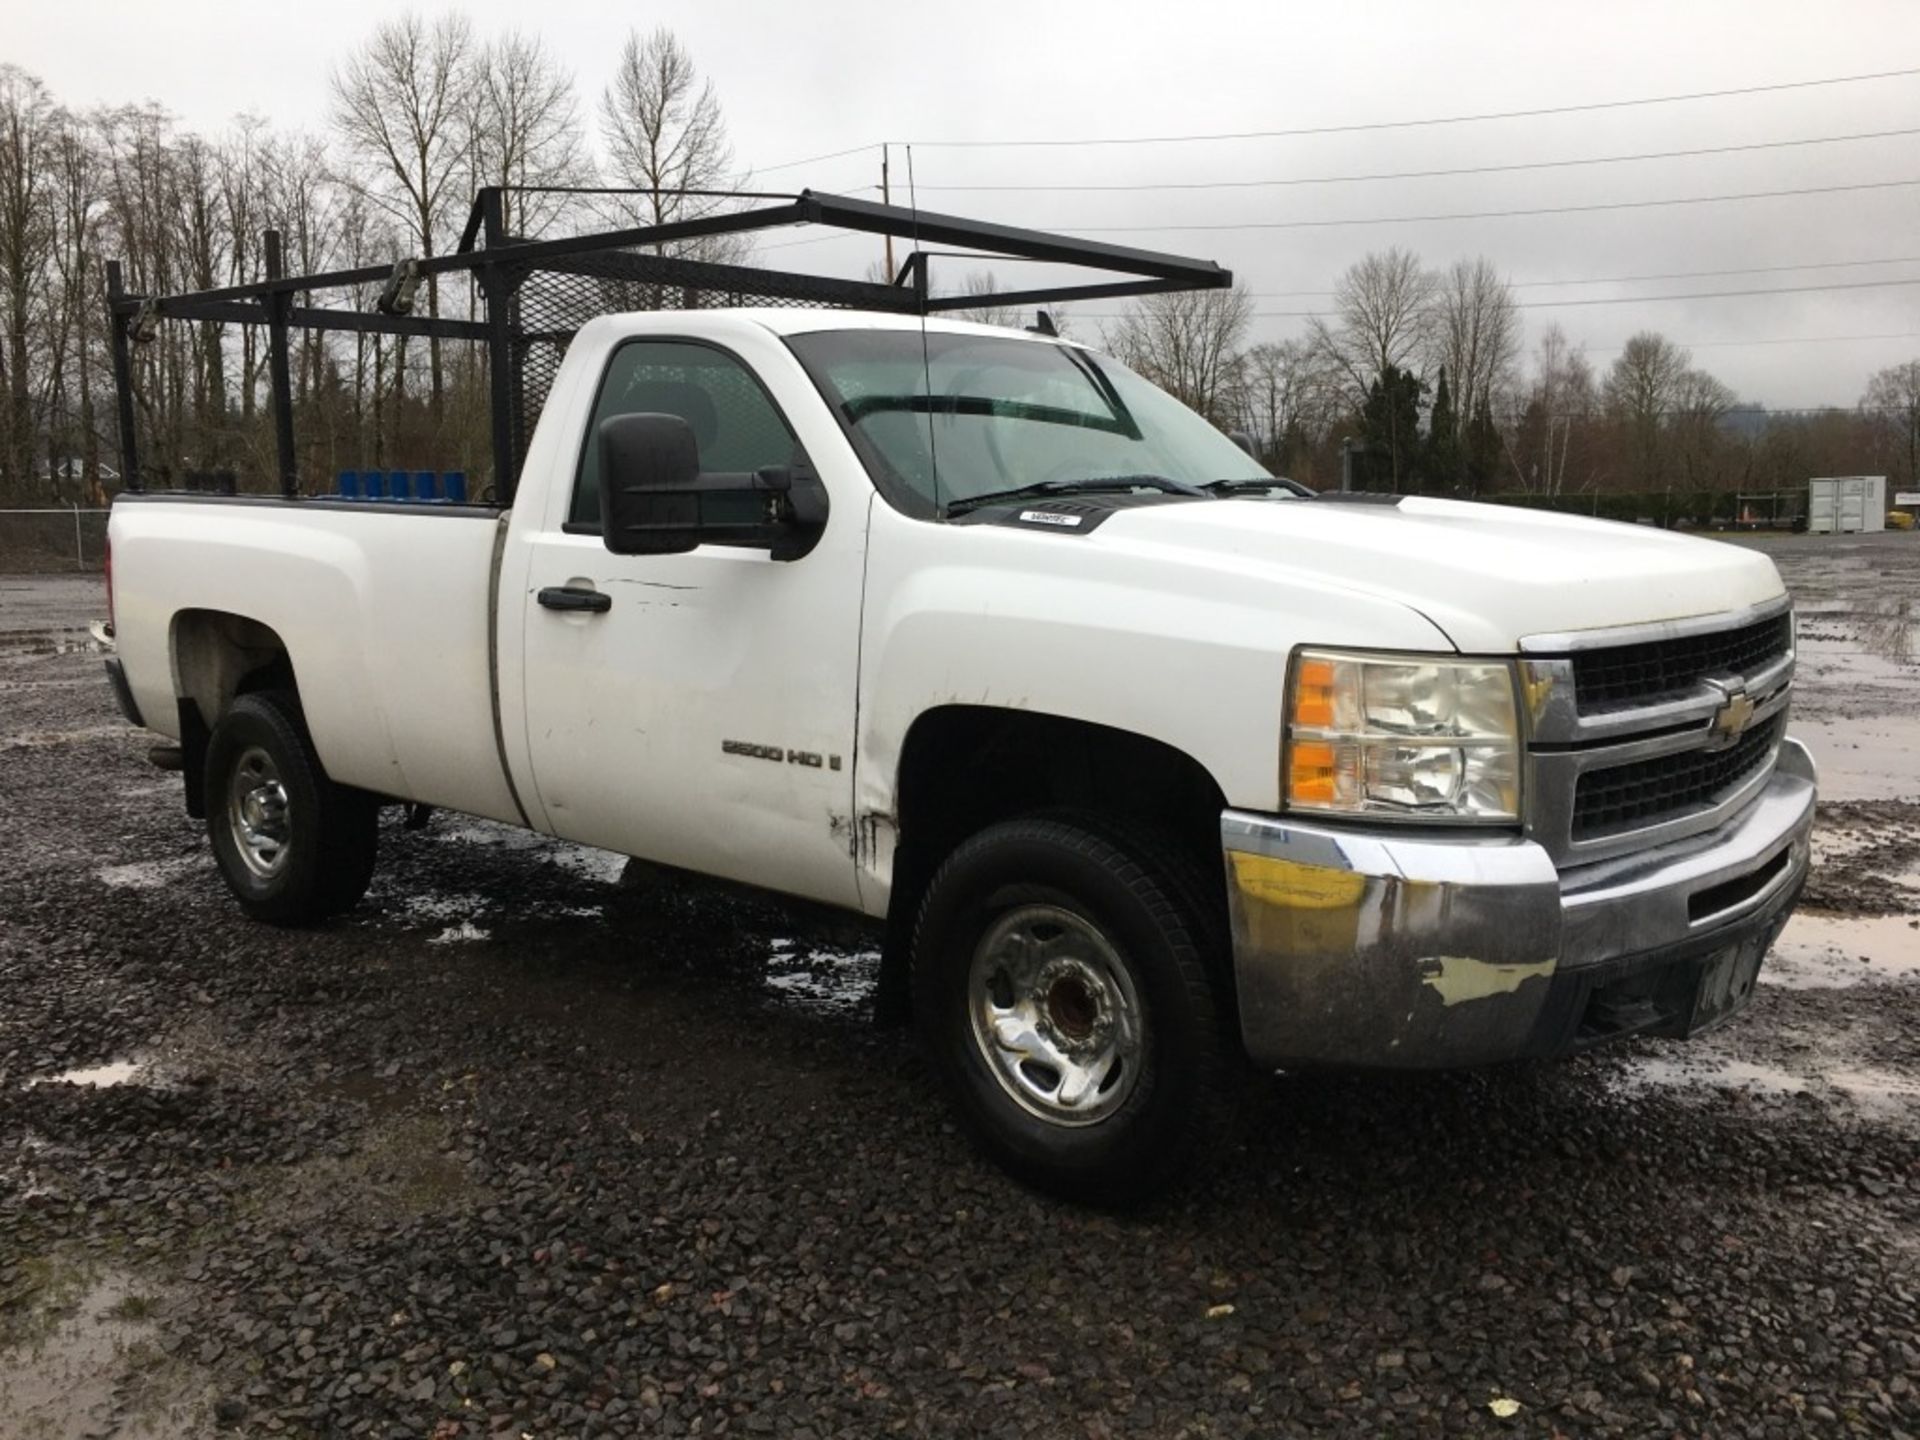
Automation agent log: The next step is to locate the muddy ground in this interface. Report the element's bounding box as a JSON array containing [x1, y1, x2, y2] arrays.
[[1, 534, 1916, 1439]]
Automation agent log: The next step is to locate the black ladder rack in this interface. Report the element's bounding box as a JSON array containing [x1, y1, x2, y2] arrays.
[[104, 187, 1232, 506]]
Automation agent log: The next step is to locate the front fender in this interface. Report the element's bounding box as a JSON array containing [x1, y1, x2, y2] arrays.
[[851, 505, 1453, 908]]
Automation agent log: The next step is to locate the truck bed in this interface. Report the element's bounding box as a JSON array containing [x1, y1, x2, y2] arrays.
[[111, 495, 522, 825]]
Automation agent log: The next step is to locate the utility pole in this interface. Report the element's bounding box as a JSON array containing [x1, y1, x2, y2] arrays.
[[881, 143, 896, 279]]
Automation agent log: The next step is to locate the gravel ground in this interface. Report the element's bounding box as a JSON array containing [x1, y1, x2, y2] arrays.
[[2, 540, 1917, 1439]]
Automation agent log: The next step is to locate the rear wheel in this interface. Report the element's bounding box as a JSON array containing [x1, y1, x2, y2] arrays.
[[204, 690, 378, 925], [911, 814, 1238, 1204]]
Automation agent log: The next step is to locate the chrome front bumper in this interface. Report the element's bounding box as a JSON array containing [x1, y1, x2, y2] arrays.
[[1222, 738, 1817, 1070]]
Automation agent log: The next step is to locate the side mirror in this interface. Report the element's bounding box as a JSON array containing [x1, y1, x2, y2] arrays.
[[599, 413, 704, 556], [598, 412, 830, 561]]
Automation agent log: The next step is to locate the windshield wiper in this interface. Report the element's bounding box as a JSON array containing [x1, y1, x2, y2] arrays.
[[944, 474, 1207, 517], [1201, 477, 1312, 498]]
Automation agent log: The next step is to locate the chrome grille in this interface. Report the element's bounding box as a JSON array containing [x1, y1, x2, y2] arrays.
[[1521, 598, 1795, 865], [1571, 714, 1787, 841], [1571, 611, 1792, 713]]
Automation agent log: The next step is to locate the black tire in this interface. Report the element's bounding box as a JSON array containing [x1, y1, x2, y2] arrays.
[[203, 690, 378, 925], [911, 814, 1238, 1205]]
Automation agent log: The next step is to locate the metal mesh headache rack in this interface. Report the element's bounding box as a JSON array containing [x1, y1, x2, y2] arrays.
[[104, 187, 1232, 506]]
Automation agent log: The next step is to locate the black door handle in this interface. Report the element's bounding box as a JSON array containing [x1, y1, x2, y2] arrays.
[[537, 585, 612, 613]]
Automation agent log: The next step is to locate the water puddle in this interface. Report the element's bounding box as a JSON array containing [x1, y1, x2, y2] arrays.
[[1790, 718, 1920, 803], [1614, 1053, 1919, 1119], [1822, 1067, 1920, 1118], [394, 891, 492, 924], [426, 818, 631, 885], [0, 626, 105, 660], [386, 887, 604, 935], [95, 858, 199, 890], [29, 1060, 146, 1089], [1763, 912, 1920, 989], [1618, 1055, 1809, 1097], [0, 1265, 201, 1439], [1852, 597, 1917, 663], [762, 944, 880, 1016], [548, 846, 632, 885], [429, 819, 551, 852], [427, 921, 491, 945], [0, 722, 134, 751]]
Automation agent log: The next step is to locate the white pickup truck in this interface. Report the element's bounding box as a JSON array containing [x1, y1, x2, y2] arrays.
[[101, 203, 1814, 1201]]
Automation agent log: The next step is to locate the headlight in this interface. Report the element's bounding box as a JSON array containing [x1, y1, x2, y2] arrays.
[[1284, 650, 1521, 822]]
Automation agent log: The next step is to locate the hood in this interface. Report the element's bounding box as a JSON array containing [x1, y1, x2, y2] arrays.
[[1093, 494, 1786, 653]]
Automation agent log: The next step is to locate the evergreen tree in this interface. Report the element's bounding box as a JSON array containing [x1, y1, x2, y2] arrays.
[[1361, 363, 1426, 491], [1278, 417, 1311, 479], [1465, 392, 1503, 494], [1426, 366, 1458, 491]]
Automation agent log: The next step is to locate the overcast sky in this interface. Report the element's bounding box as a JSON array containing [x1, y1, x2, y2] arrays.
[[12, 0, 1919, 407]]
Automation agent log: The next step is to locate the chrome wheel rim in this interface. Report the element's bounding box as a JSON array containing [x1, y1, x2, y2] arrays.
[[967, 903, 1145, 1126], [227, 746, 291, 880]]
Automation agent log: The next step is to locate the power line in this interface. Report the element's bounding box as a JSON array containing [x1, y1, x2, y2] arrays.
[[1518, 276, 1920, 308], [754, 231, 1920, 305], [903, 66, 1920, 149], [1522, 403, 1906, 415], [1231, 276, 1920, 317], [1588, 331, 1920, 352], [750, 252, 1920, 296], [1702, 404, 1903, 415], [752, 142, 880, 176], [1244, 255, 1920, 299], [914, 127, 1920, 193], [755, 229, 867, 253], [1504, 255, 1920, 291], [1070, 304, 1920, 352], [1053, 177, 1920, 233], [1071, 276, 1920, 321]]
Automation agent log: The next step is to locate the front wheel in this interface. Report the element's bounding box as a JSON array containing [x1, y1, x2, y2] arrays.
[[911, 815, 1238, 1204], [204, 690, 378, 925]]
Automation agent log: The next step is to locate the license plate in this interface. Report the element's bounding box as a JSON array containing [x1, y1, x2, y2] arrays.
[[1687, 942, 1765, 1034]]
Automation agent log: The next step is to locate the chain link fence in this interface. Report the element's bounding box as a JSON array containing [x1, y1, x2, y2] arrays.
[[0, 507, 111, 573]]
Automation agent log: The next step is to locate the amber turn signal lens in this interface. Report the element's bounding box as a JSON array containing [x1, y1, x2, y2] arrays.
[[1288, 739, 1338, 804], [1293, 657, 1337, 729]]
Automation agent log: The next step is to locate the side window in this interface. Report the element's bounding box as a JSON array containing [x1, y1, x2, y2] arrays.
[[569, 340, 806, 529]]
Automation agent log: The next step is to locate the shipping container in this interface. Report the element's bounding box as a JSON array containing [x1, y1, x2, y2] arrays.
[[1807, 476, 1886, 534]]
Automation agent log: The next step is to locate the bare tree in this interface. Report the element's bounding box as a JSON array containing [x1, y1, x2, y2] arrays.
[[1425, 257, 1519, 434], [1604, 332, 1688, 426], [1862, 358, 1920, 490], [330, 12, 476, 419], [468, 31, 589, 239], [598, 27, 745, 263], [175, 134, 229, 439], [1105, 286, 1253, 426], [1605, 331, 1690, 490], [261, 131, 343, 402], [0, 65, 56, 491], [1237, 338, 1339, 475], [948, 270, 1023, 329], [1309, 247, 1434, 405], [1669, 367, 1737, 492], [217, 116, 269, 425], [1511, 323, 1597, 494], [49, 105, 104, 498]]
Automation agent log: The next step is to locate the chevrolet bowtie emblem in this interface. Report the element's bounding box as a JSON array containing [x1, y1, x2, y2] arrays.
[[1709, 688, 1756, 745]]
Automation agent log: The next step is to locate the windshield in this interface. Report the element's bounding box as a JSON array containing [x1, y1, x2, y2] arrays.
[[786, 329, 1271, 516]]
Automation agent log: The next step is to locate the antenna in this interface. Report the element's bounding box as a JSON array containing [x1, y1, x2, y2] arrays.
[[906, 145, 940, 515], [881, 144, 896, 278]]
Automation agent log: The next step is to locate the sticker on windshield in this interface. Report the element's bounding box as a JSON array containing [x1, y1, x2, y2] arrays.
[[1018, 510, 1083, 527]]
